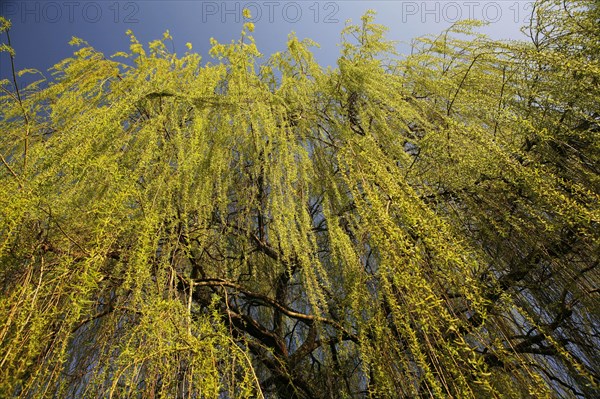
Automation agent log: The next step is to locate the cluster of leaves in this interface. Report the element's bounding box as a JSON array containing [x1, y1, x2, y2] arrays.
[[0, 1, 598, 397]]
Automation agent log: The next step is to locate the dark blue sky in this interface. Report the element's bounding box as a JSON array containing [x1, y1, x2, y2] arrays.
[[1, 1, 532, 85]]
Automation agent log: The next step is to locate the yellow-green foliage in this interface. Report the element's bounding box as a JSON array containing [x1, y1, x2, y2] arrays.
[[0, 3, 598, 398]]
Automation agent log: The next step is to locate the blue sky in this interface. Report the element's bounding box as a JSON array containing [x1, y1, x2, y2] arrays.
[[1, 1, 533, 84]]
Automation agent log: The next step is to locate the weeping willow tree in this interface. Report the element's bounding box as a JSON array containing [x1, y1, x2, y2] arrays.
[[1, 1, 599, 397]]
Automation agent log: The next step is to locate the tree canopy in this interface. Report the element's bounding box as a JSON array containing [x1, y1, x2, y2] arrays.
[[1, 1, 599, 397]]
